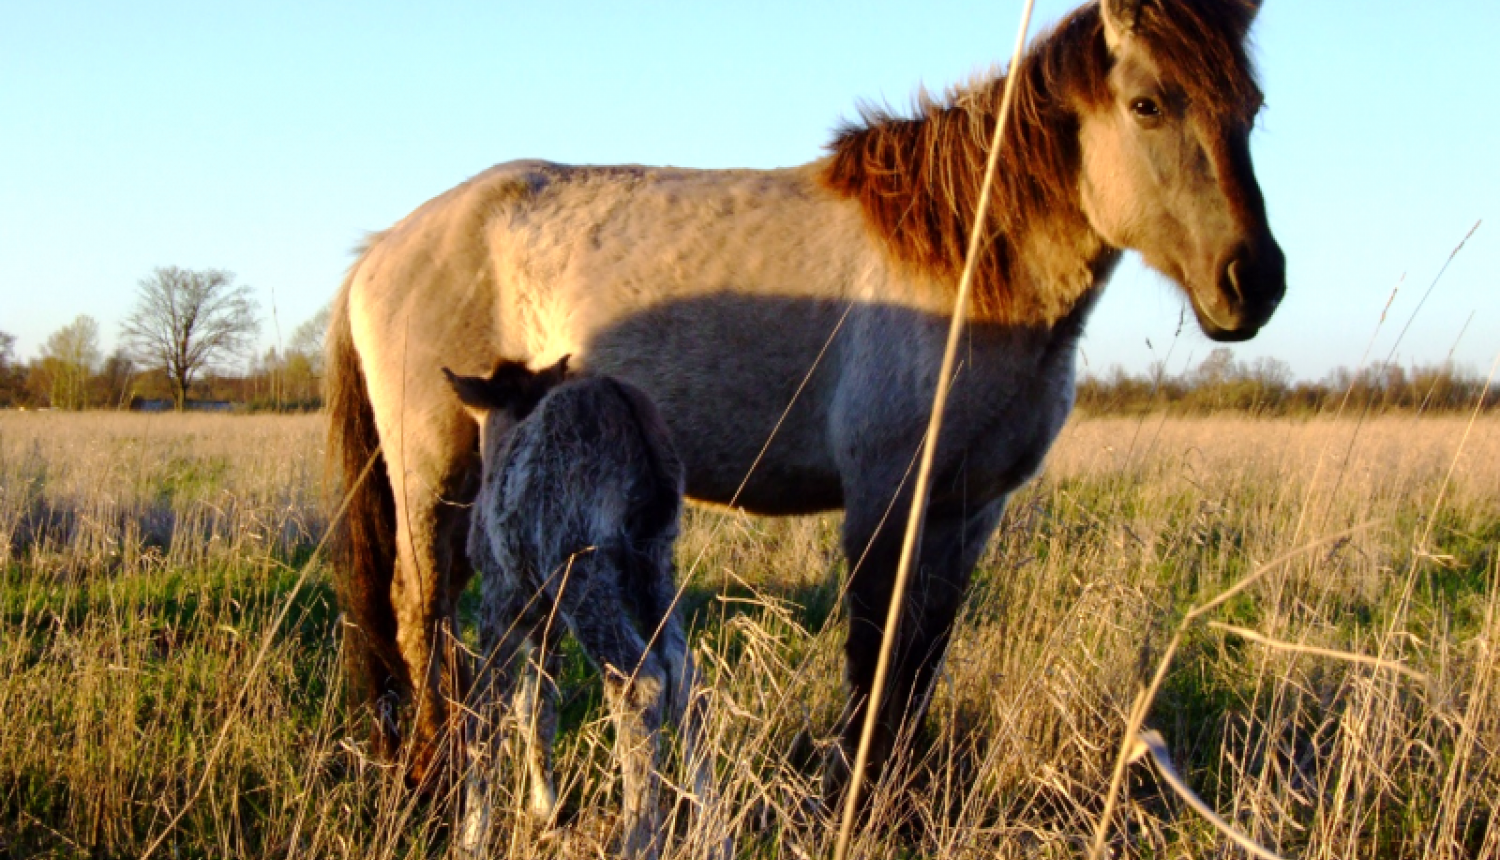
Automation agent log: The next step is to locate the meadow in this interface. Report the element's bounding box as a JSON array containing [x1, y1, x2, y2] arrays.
[[1, 408, 1496, 858]]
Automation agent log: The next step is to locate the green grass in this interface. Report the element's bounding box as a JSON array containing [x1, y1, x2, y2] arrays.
[[0, 411, 1497, 858]]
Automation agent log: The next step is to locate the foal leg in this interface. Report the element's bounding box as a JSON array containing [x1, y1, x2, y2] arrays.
[[560, 554, 670, 860], [660, 628, 713, 810], [473, 564, 566, 823], [660, 639, 728, 860], [601, 651, 669, 860], [460, 589, 532, 856], [626, 547, 715, 811], [511, 622, 564, 820], [828, 494, 1006, 806], [624, 546, 729, 860]]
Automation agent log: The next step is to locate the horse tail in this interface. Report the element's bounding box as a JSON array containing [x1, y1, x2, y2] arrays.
[[326, 265, 408, 755]]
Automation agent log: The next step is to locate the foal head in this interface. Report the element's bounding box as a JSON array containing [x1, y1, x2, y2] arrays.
[[443, 355, 572, 448], [1076, 0, 1284, 341]]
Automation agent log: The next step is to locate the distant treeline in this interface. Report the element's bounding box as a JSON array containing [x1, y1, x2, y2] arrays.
[[1078, 348, 1497, 415], [0, 361, 322, 412], [0, 330, 322, 412], [1, 291, 327, 412], [5, 334, 1493, 415]]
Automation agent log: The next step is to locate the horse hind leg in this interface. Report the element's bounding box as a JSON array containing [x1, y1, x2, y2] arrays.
[[353, 315, 481, 785], [378, 429, 477, 788]]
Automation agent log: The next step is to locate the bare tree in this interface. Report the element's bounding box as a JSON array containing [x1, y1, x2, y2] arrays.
[[1193, 347, 1237, 387], [94, 348, 136, 408], [287, 304, 330, 378], [275, 304, 331, 406], [120, 267, 259, 409], [0, 331, 27, 407], [37, 315, 102, 409]]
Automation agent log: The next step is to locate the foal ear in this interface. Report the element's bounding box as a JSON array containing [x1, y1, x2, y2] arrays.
[[538, 354, 571, 388], [1100, 0, 1143, 49], [442, 366, 504, 414]]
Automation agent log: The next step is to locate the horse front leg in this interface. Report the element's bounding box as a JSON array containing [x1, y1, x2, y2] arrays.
[[828, 494, 1007, 809]]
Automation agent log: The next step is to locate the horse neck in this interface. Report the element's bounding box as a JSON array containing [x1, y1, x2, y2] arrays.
[[822, 76, 1113, 330], [996, 201, 1115, 329]]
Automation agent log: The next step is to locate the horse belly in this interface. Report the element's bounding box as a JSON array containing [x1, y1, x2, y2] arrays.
[[488, 162, 895, 514], [582, 295, 849, 516]]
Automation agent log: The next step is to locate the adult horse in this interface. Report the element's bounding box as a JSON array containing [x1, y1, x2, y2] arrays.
[[327, 0, 1284, 795]]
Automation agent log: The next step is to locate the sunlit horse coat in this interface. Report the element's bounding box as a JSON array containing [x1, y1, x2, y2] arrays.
[[327, 0, 1285, 797]]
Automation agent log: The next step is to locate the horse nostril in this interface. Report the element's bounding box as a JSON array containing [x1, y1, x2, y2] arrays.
[[1224, 258, 1245, 304]]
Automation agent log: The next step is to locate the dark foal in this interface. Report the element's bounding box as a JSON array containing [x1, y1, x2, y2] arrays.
[[445, 358, 712, 860]]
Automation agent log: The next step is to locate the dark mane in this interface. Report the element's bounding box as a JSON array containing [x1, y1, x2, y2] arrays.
[[819, 0, 1261, 324]]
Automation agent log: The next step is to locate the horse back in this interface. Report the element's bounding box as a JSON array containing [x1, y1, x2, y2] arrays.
[[347, 158, 1083, 519]]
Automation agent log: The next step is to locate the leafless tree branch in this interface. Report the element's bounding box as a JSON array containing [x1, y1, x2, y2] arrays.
[[120, 267, 259, 409]]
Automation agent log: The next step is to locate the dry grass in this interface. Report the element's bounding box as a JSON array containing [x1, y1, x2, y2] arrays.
[[1, 410, 1496, 858]]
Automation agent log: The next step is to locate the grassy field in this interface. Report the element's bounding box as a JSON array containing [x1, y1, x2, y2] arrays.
[[1, 409, 1497, 859]]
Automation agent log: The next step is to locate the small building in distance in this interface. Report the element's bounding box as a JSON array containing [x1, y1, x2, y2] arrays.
[[128, 397, 237, 413]]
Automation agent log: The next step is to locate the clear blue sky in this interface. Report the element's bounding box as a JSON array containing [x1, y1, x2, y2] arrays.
[[3, 1, 1496, 380]]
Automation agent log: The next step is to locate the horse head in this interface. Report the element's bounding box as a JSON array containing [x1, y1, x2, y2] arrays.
[[1077, 0, 1284, 341]]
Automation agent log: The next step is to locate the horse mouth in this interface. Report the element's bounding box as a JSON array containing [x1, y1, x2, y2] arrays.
[[1190, 255, 1283, 342], [1189, 289, 1262, 343], [1201, 317, 1260, 343]]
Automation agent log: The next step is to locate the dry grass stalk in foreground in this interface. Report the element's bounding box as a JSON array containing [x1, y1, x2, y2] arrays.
[[0, 411, 1497, 858]]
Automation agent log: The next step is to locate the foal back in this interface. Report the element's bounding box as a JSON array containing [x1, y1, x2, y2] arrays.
[[474, 375, 684, 609]]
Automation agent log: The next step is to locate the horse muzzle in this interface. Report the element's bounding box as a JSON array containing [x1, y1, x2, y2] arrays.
[[1192, 238, 1286, 343]]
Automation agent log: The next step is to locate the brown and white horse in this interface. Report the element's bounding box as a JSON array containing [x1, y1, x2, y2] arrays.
[[326, 0, 1284, 797]]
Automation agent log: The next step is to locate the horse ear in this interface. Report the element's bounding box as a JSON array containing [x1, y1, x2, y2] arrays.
[[1100, 0, 1143, 49], [443, 366, 504, 414]]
